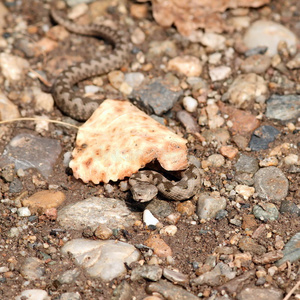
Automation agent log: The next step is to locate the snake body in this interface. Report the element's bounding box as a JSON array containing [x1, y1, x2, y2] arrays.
[[50, 9, 129, 121], [51, 9, 201, 200], [129, 164, 202, 201]]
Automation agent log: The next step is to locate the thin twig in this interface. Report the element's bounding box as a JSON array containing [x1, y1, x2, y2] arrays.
[[283, 279, 300, 300], [0, 117, 79, 130]]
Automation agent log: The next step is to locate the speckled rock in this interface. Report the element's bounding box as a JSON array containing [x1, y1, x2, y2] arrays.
[[253, 203, 279, 221], [57, 197, 139, 230], [237, 286, 283, 300], [254, 167, 289, 201], [227, 73, 268, 109], [266, 94, 300, 122], [146, 280, 199, 300], [0, 133, 61, 178]]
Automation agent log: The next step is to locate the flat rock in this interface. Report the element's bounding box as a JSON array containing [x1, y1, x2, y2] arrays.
[[253, 203, 279, 221], [266, 94, 300, 122], [57, 197, 139, 230], [254, 167, 289, 201], [15, 289, 50, 300], [61, 239, 140, 281], [22, 190, 66, 212], [0, 133, 61, 178], [276, 232, 300, 266], [146, 280, 199, 300], [237, 286, 283, 300]]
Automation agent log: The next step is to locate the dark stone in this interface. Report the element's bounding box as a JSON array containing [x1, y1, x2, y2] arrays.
[[9, 178, 23, 193], [130, 79, 182, 116], [249, 125, 280, 151], [280, 200, 300, 216]]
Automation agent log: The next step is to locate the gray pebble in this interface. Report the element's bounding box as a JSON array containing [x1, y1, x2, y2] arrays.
[[130, 79, 182, 116], [131, 265, 162, 281], [279, 200, 300, 216], [112, 281, 133, 300], [276, 232, 300, 266], [147, 279, 199, 300], [9, 178, 23, 193], [197, 193, 227, 220], [57, 268, 80, 285], [237, 286, 283, 300], [146, 199, 175, 218], [60, 292, 81, 300], [253, 203, 279, 221], [254, 167, 289, 201], [20, 257, 45, 280], [266, 94, 300, 122], [235, 154, 259, 174]]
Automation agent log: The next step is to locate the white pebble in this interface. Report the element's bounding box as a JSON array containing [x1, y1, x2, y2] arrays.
[[209, 66, 231, 81], [84, 85, 102, 94], [124, 72, 145, 88], [183, 96, 198, 113], [15, 289, 50, 300], [167, 55, 202, 77], [143, 209, 159, 227], [131, 27, 146, 45], [284, 154, 299, 165], [17, 207, 31, 217], [160, 225, 177, 236], [0, 53, 29, 82], [235, 185, 255, 200]]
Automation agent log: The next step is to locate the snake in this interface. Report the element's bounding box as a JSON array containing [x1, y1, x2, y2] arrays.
[[50, 8, 202, 201], [50, 8, 129, 121], [129, 164, 202, 202]]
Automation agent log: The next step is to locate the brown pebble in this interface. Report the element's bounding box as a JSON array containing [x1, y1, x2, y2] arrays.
[[94, 224, 113, 240], [219, 145, 238, 159], [144, 234, 172, 258], [22, 190, 66, 213], [44, 208, 57, 220], [165, 212, 181, 225], [218, 102, 260, 136], [242, 214, 258, 231], [253, 250, 283, 264], [176, 200, 195, 216], [130, 3, 148, 19]]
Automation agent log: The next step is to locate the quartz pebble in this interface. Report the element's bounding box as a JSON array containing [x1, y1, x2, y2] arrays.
[[131, 265, 162, 281], [61, 239, 140, 281], [243, 20, 297, 56], [0, 53, 29, 81], [182, 96, 198, 113], [0, 92, 20, 120], [168, 55, 202, 77], [197, 193, 227, 220], [227, 73, 268, 109], [15, 289, 50, 300], [143, 209, 159, 227], [209, 66, 231, 81]]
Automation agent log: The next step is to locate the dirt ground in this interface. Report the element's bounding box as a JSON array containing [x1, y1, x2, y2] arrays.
[[0, 0, 300, 299]]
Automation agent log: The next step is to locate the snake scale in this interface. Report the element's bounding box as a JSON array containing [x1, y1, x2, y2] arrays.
[[51, 8, 201, 201]]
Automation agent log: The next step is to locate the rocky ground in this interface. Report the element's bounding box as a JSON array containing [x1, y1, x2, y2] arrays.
[[0, 0, 300, 299]]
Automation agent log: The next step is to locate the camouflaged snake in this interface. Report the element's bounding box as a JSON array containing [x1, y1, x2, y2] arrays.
[[50, 8, 201, 200]]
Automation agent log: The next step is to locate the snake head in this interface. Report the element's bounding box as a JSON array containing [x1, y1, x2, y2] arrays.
[[130, 182, 158, 202]]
